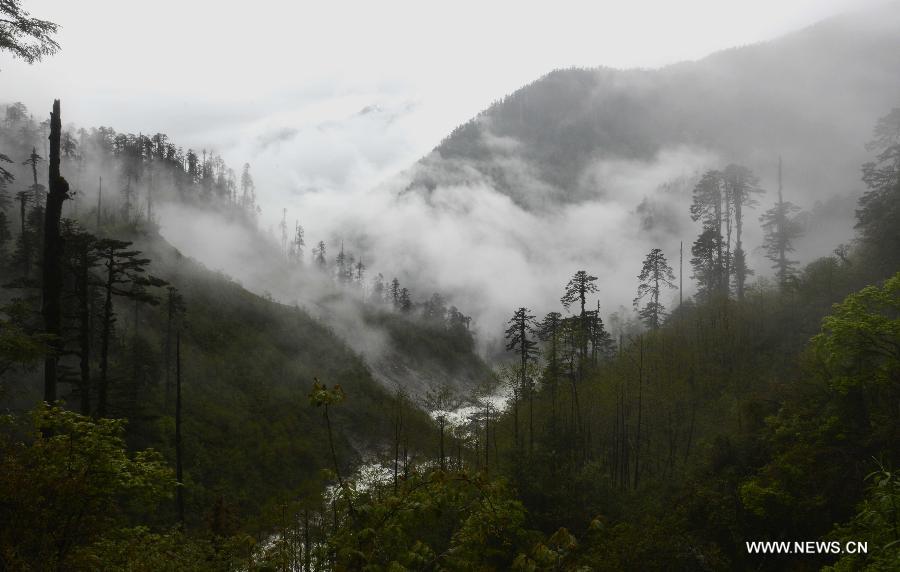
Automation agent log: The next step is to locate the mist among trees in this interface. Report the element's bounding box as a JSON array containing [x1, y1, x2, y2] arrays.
[[2, 1, 900, 570]]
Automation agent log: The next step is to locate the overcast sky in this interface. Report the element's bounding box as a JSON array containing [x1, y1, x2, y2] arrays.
[[0, 0, 884, 217]]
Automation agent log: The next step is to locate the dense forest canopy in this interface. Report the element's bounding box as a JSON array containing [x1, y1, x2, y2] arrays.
[[1, 1, 900, 570]]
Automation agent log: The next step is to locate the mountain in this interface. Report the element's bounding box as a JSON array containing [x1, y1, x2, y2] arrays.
[[407, 3, 900, 211]]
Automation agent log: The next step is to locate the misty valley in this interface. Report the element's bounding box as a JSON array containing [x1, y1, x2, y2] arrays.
[[1, 1, 900, 571]]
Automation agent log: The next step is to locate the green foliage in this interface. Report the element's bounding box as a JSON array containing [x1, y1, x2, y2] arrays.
[[58, 230, 441, 534], [0, 299, 50, 379], [718, 274, 899, 567], [633, 248, 676, 329], [760, 180, 804, 289], [857, 108, 900, 273], [812, 273, 900, 393], [482, 249, 897, 569], [0, 405, 173, 570], [0, 0, 60, 65], [363, 303, 487, 383], [826, 465, 900, 571], [329, 469, 534, 571], [87, 525, 260, 571], [309, 379, 346, 407]]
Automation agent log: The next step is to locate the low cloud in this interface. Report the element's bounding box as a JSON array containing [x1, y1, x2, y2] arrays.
[[159, 142, 739, 351]]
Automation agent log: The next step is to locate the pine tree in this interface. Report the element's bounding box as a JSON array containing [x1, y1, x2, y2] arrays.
[[175, 329, 184, 526], [391, 387, 407, 491], [0, 153, 13, 192], [335, 242, 347, 283], [61, 131, 77, 159], [633, 248, 677, 329], [560, 270, 598, 359], [164, 286, 186, 409], [344, 252, 356, 284], [505, 307, 539, 450], [313, 240, 327, 268], [390, 278, 401, 308], [60, 222, 99, 415], [288, 221, 305, 264], [0, 211, 10, 262], [3, 102, 28, 126], [13, 189, 43, 282], [185, 149, 198, 184], [13, 147, 46, 280], [354, 258, 365, 285], [308, 380, 350, 496], [0, 153, 11, 262], [425, 293, 447, 323], [120, 177, 135, 223], [240, 163, 256, 214], [371, 273, 385, 303], [723, 164, 762, 299], [423, 384, 459, 471], [856, 108, 900, 271], [446, 305, 464, 331], [690, 229, 721, 302], [587, 303, 615, 362], [0, 1, 60, 64], [93, 238, 166, 417], [23, 147, 42, 189], [506, 307, 539, 370], [398, 288, 412, 312], [690, 170, 728, 297], [171, 292, 187, 527], [538, 311, 563, 441], [760, 157, 804, 290]]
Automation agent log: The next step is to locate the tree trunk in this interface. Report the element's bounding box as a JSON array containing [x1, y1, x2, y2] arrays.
[[679, 240, 683, 307], [97, 253, 114, 418], [439, 416, 446, 471], [529, 382, 534, 456], [147, 168, 153, 223], [777, 157, 788, 290], [18, 193, 29, 279], [165, 291, 174, 409], [653, 267, 660, 329], [303, 509, 311, 572], [634, 335, 643, 489], [393, 393, 402, 493], [735, 196, 744, 300], [176, 332, 185, 526], [77, 244, 91, 415], [512, 385, 519, 449], [41, 100, 67, 404], [484, 402, 490, 475], [96, 176, 101, 232], [325, 404, 343, 488]]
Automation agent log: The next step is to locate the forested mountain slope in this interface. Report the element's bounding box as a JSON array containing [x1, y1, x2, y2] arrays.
[[0, 101, 490, 397], [409, 4, 900, 210], [1, 217, 440, 532]]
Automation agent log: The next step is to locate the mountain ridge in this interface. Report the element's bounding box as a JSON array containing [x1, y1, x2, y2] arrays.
[[404, 2, 900, 211]]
